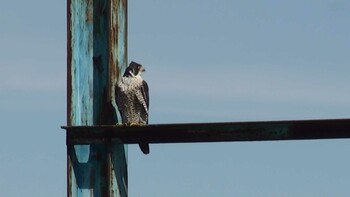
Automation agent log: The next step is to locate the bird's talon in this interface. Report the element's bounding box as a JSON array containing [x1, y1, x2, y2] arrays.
[[126, 122, 139, 126]]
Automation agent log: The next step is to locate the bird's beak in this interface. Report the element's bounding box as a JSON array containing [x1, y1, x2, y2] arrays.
[[142, 67, 146, 72]]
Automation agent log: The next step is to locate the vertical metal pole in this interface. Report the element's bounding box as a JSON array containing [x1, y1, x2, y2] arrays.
[[67, 0, 128, 197]]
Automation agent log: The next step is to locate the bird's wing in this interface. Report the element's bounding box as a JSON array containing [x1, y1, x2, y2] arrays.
[[141, 80, 149, 109], [115, 82, 123, 112], [138, 80, 149, 123], [114, 82, 126, 124]]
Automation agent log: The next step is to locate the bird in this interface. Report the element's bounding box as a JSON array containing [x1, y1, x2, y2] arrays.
[[115, 61, 150, 154]]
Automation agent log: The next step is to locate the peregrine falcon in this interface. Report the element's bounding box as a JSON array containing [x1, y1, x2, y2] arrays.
[[115, 61, 150, 154]]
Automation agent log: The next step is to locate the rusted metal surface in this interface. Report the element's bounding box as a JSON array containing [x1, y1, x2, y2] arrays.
[[69, 0, 94, 126], [108, 0, 128, 105], [67, 0, 128, 196], [62, 119, 350, 145], [107, 1, 128, 196]]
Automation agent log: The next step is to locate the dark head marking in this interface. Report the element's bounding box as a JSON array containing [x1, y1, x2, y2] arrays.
[[123, 61, 145, 77]]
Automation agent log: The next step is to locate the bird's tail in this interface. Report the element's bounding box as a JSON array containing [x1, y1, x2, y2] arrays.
[[139, 143, 150, 155]]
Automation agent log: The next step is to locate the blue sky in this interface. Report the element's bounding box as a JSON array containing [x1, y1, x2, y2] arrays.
[[1, 0, 350, 196]]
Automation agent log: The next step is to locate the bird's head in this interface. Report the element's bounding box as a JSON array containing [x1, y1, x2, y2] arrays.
[[123, 61, 146, 77]]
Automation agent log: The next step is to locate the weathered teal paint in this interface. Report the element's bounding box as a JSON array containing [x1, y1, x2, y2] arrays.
[[67, 0, 128, 196], [69, 0, 94, 125]]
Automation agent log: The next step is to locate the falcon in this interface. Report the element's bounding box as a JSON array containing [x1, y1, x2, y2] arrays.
[[115, 61, 150, 154]]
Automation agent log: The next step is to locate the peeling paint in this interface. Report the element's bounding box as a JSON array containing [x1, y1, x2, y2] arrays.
[[67, 0, 128, 196]]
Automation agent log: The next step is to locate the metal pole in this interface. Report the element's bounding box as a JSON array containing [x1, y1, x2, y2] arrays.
[[67, 0, 128, 196]]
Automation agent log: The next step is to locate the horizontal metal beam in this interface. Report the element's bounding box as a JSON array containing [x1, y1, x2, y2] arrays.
[[62, 119, 350, 145]]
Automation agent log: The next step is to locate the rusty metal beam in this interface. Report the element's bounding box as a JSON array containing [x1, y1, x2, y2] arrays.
[[67, 0, 128, 197], [62, 119, 350, 145]]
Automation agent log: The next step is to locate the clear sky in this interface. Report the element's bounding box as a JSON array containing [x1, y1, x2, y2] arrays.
[[1, 0, 350, 196]]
